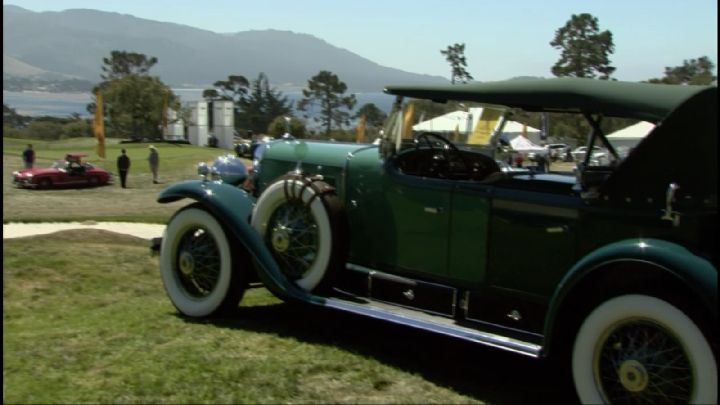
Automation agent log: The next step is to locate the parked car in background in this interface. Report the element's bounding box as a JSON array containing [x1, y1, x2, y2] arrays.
[[546, 143, 569, 161], [234, 139, 252, 158], [12, 153, 111, 189], [155, 78, 717, 404], [571, 145, 607, 164]]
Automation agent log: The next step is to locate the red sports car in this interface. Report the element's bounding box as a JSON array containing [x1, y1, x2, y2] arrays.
[[12, 153, 112, 189]]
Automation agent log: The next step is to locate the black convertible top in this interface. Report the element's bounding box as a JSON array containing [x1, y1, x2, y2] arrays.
[[384, 78, 713, 122]]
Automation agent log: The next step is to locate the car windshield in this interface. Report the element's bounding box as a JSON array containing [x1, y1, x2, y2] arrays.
[[381, 96, 633, 172]]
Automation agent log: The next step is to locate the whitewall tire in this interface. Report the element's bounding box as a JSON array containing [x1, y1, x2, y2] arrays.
[[160, 206, 245, 317], [572, 294, 717, 404], [251, 175, 344, 292]]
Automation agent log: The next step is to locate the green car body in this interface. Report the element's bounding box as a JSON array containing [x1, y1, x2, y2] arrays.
[[158, 78, 717, 403]]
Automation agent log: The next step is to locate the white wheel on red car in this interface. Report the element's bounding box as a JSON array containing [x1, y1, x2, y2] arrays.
[[251, 175, 345, 292], [572, 294, 717, 404], [160, 205, 246, 317]]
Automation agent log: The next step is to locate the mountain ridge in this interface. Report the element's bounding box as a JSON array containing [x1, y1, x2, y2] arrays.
[[3, 5, 447, 91]]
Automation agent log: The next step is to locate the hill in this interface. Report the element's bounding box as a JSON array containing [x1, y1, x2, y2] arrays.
[[2, 5, 446, 91]]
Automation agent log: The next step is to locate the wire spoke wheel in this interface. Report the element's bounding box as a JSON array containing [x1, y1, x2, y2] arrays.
[[596, 320, 692, 403], [266, 202, 319, 280], [175, 227, 222, 297], [573, 294, 717, 405], [160, 206, 247, 317], [252, 175, 345, 292]]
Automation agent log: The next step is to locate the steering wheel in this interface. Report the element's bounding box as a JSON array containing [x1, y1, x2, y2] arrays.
[[415, 132, 469, 178]]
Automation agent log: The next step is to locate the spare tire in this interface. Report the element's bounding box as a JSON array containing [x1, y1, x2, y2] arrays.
[[251, 174, 346, 292]]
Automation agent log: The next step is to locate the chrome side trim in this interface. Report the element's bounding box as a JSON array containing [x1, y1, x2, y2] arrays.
[[322, 297, 542, 358]]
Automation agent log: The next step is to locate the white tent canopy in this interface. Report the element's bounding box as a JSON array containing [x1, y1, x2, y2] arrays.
[[502, 121, 541, 134], [606, 121, 655, 140], [413, 110, 472, 132], [413, 107, 540, 135], [510, 135, 545, 152], [606, 121, 655, 153]]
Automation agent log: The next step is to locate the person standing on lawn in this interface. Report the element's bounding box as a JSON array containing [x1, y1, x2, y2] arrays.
[[22, 144, 35, 169], [117, 148, 131, 188], [148, 145, 159, 184]]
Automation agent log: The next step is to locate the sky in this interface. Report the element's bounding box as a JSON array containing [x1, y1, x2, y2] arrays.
[[4, 0, 718, 82]]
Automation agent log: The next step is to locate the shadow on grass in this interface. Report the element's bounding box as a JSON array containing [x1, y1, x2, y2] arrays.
[[178, 301, 578, 404]]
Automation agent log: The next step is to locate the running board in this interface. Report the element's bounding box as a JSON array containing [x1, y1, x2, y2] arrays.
[[321, 295, 542, 358]]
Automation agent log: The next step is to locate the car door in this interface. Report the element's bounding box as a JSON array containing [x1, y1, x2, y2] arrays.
[[446, 180, 493, 286], [55, 164, 72, 185], [382, 171, 452, 278], [486, 182, 579, 297]]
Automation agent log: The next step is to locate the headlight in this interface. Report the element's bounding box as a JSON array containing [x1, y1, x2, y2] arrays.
[[197, 162, 211, 180], [198, 155, 249, 186]]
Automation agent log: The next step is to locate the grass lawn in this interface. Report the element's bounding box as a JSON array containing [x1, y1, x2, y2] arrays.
[[3, 137, 248, 223], [3, 231, 576, 404]]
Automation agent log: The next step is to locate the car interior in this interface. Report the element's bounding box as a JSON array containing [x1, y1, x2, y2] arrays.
[[394, 132, 502, 182]]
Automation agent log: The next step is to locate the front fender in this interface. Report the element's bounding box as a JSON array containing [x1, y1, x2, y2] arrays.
[[158, 180, 325, 305], [544, 238, 717, 350]]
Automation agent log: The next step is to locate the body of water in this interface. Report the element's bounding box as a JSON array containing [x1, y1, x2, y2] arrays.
[[3, 89, 395, 119], [3, 90, 93, 117]]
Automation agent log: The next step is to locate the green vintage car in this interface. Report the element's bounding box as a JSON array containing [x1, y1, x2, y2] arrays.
[[156, 78, 717, 403]]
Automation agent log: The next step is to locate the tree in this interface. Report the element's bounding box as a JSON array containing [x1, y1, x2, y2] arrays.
[[3, 104, 31, 128], [237, 73, 293, 134], [202, 89, 221, 101], [441, 43, 473, 84], [550, 14, 616, 79], [90, 51, 178, 139], [101, 50, 158, 81], [267, 116, 307, 138], [353, 103, 387, 130], [102, 75, 177, 138], [206, 75, 250, 103], [297, 71, 357, 136], [647, 56, 717, 85]]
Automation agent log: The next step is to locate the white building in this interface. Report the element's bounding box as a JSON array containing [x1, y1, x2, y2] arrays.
[[163, 108, 185, 141], [212, 100, 235, 150], [187, 101, 209, 147]]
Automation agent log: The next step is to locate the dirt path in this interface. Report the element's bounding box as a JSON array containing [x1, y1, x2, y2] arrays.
[[3, 221, 165, 240]]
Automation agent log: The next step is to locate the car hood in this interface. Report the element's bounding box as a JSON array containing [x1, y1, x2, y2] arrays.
[[263, 139, 375, 168]]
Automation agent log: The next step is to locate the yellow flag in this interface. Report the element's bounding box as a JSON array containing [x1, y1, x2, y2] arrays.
[[401, 103, 414, 139], [355, 114, 366, 143], [467, 108, 502, 145], [93, 89, 105, 158]]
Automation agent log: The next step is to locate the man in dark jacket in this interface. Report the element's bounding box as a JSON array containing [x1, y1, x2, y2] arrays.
[[22, 144, 35, 169], [117, 148, 131, 188]]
